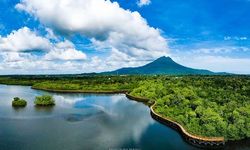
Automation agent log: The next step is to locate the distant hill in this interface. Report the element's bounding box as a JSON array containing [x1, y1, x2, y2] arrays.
[[101, 56, 224, 75]]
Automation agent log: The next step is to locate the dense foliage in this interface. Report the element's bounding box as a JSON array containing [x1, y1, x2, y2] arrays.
[[1, 75, 250, 140], [130, 76, 250, 141], [0, 75, 147, 92], [12, 97, 27, 107], [34, 95, 55, 106]]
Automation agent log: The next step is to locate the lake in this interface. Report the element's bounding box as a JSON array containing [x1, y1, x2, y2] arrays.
[[0, 85, 249, 150]]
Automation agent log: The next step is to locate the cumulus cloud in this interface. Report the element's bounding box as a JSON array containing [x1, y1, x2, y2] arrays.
[[44, 40, 87, 61], [16, 0, 168, 61], [0, 59, 77, 73], [0, 27, 51, 52], [0, 27, 87, 63], [137, 0, 151, 7], [0, 26, 89, 74], [2, 52, 26, 62], [45, 48, 87, 61]]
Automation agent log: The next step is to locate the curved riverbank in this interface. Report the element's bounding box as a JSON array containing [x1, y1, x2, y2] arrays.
[[150, 103, 225, 148], [31, 86, 128, 94], [28, 86, 226, 147], [125, 93, 225, 148], [125, 93, 152, 106]]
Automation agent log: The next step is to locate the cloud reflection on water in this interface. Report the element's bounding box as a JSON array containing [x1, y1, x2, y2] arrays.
[[0, 85, 156, 149], [54, 94, 154, 147], [54, 95, 84, 107]]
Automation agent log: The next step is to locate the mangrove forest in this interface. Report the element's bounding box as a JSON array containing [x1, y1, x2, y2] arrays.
[[0, 75, 249, 141]]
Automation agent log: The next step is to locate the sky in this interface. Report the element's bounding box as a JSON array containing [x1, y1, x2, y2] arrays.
[[0, 0, 249, 74]]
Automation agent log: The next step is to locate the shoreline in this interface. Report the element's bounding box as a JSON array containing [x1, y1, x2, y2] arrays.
[[2, 85, 229, 148], [150, 102, 225, 148], [125, 93, 225, 148], [31, 86, 128, 94]]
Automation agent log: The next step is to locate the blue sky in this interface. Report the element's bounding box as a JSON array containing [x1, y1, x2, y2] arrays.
[[0, 0, 249, 74]]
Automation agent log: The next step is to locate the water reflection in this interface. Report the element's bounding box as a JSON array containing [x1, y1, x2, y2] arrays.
[[63, 113, 103, 122], [73, 95, 155, 145], [54, 95, 84, 107], [12, 107, 26, 112], [0, 85, 198, 150], [34, 106, 54, 113]]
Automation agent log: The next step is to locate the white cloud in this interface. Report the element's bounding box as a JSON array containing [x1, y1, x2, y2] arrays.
[[172, 45, 250, 74], [0, 27, 51, 52], [191, 46, 250, 54], [175, 55, 250, 74], [16, 0, 168, 61], [137, 0, 151, 7], [0, 27, 87, 63], [0, 54, 86, 74], [45, 40, 87, 61], [1, 0, 246, 75], [45, 48, 87, 61], [0, 50, 148, 74], [2, 52, 25, 62], [224, 36, 248, 41], [45, 28, 58, 40], [55, 40, 74, 49], [105, 48, 150, 69], [0, 26, 88, 74]]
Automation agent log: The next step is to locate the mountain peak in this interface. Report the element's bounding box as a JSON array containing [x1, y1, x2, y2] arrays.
[[102, 56, 215, 75], [155, 56, 172, 61], [149, 56, 176, 66]]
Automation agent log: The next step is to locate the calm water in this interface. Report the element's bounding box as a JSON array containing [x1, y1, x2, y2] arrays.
[[0, 85, 249, 150]]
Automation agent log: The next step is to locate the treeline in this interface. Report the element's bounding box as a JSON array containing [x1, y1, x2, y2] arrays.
[[130, 76, 250, 140], [0, 75, 150, 91]]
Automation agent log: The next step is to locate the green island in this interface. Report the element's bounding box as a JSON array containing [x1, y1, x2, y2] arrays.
[[1, 75, 249, 141], [34, 95, 55, 106], [12, 97, 27, 107]]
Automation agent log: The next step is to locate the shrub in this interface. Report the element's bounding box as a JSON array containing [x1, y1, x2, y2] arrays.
[[12, 97, 27, 107], [34, 95, 55, 106]]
